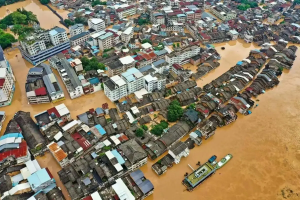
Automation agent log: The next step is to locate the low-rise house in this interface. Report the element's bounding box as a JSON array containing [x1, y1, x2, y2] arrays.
[[168, 141, 189, 164], [119, 139, 148, 171], [70, 31, 90, 47], [47, 142, 69, 167]]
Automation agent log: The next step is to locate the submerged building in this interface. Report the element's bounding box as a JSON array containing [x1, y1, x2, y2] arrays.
[[0, 46, 15, 107], [18, 27, 70, 65]]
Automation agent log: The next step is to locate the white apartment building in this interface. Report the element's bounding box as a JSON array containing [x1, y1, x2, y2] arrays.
[[57, 59, 84, 99], [143, 74, 166, 92], [104, 75, 127, 101], [19, 27, 70, 65], [119, 55, 135, 70], [88, 18, 106, 32], [121, 68, 144, 94], [168, 141, 189, 164], [115, 4, 136, 19], [98, 32, 114, 51], [209, 5, 236, 21], [152, 13, 165, 24], [121, 27, 134, 45], [70, 32, 90, 47], [69, 24, 84, 37], [0, 68, 14, 107], [49, 27, 69, 46], [165, 45, 201, 65]]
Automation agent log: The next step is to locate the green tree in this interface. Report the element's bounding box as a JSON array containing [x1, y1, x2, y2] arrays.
[[141, 125, 148, 131], [141, 39, 152, 44], [0, 30, 17, 49], [92, 0, 100, 6], [136, 128, 144, 137], [150, 125, 164, 136], [11, 12, 27, 25], [102, 53, 109, 58], [293, 0, 300, 5], [187, 103, 196, 110], [81, 56, 90, 66], [173, 43, 176, 48], [40, 0, 50, 5], [177, 43, 180, 47], [64, 19, 75, 27], [167, 100, 183, 122], [11, 24, 23, 35]]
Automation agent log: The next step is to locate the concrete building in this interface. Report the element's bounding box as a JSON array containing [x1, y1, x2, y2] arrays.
[[121, 68, 144, 94], [115, 4, 136, 19], [143, 73, 166, 92], [168, 141, 189, 164], [228, 30, 239, 40], [98, 32, 115, 51], [56, 59, 84, 99], [104, 75, 127, 101], [26, 67, 51, 104], [19, 27, 70, 65], [0, 47, 15, 107], [27, 168, 56, 192], [119, 55, 135, 70], [119, 139, 148, 171], [88, 18, 106, 32], [70, 32, 90, 47], [69, 24, 84, 37], [121, 27, 134, 45], [152, 13, 165, 24], [41, 63, 65, 103], [209, 5, 236, 21], [69, 58, 83, 73], [165, 45, 201, 65], [47, 142, 69, 168]]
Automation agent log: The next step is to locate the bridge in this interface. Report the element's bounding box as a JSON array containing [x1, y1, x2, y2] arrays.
[[44, 4, 68, 28]]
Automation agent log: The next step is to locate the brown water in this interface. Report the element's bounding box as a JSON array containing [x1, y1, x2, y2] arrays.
[[0, 0, 69, 31], [1, 3, 300, 198]]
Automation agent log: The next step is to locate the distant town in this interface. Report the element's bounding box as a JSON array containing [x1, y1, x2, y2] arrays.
[[0, 0, 299, 199]]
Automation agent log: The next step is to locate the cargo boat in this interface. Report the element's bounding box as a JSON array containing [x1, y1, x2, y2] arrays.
[[182, 161, 216, 191]]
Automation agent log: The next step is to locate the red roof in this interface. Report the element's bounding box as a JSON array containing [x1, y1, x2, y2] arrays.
[[148, 52, 157, 59], [118, 134, 129, 142], [0, 78, 5, 87], [134, 55, 144, 61], [47, 107, 61, 118], [0, 141, 27, 162], [172, 63, 183, 70], [161, 24, 166, 28], [83, 196, 92, 200], [35, 87, 47, 96], [71, 132, 91, 151], [62, 50, 68, 54]]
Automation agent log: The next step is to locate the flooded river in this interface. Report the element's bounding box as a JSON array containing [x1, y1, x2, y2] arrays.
[[1, 2, 300, 198], [0, 0, 69, 31]]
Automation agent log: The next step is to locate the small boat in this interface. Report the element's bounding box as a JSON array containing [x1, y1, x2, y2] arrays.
[[215, 154, 233, 169], [208, 155, 217, 165]]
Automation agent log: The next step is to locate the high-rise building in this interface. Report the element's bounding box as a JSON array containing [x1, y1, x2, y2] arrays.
[[103, 75, 127, 102], [88, 18, 106, 32], [0, 46, 15, 107], [19, 27, 70, 65], [69, 24, 84, 37]]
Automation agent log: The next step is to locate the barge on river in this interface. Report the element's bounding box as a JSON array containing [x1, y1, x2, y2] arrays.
[[182, 161, 216, 191]]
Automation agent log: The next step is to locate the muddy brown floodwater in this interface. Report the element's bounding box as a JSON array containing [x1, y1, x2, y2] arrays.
[[0, 0, 69, 31], [1, 2, 300, 198]]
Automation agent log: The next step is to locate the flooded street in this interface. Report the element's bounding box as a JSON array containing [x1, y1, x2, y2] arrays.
[[0, 2, 300, 198]]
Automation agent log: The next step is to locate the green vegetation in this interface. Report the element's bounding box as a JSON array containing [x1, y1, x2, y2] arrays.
[[177, 43, 180, 48], [165, 89, 172, 97], [135, 128, 144, 137], [173, 43, 176, 48], [141, 125, 148, 131], [167, 100, 183, 122], [187, 103, 196, 110], [102, 53, 109, 58], [0, 0, 24, 7], [75, 17, 88, 26], [0, 9, 38, 28], [40, 0, 49, 4], [0, 30, 17, 49], [103, 146, 111, 151], [98, 152, 105, 157], [104, 48, 113, 52], [150, 120, 168, 136], [263, 5, 268, 9], [153, 42, 164, 51], [141, 39, 152, 44], [237, 0, 258, 10], [11, 25, 34, 37], [101, 83, 104, 89], [64, 19, 75, 27], [137, 18, 151, 25], [81, 56, 106, 71], [294, 0, 300, 5], [92, 0, 107, 7], [280, 20, 285, 24]]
